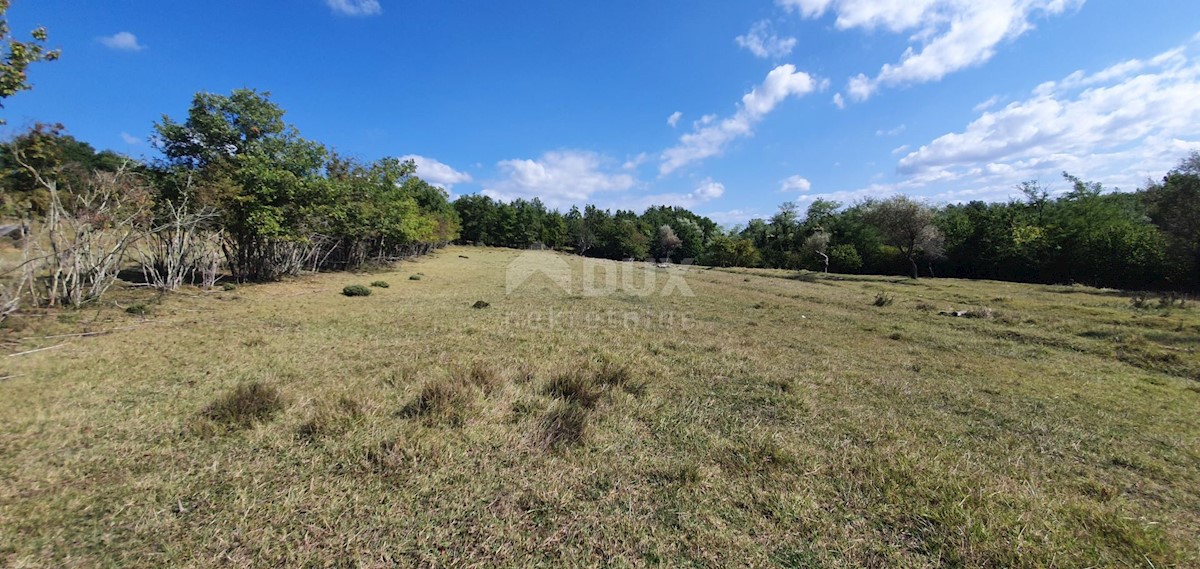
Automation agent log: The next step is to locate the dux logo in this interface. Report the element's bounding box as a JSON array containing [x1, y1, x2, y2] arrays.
[[506, 250, 694, 297]]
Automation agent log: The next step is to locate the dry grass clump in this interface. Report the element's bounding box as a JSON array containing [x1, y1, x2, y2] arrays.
[[453, 361, 504, 393], [297, 395, 363, 441], [201, 382, 286, 430], [535, 401, 589, 450], [543, 369, 604, 408], [400, 377, 476, 426], [718, 433, 797, 474], [873, 292, 895, 307]]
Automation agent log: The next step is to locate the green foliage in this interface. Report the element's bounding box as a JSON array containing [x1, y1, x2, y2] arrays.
[[221, 282, 237, 291], [342, 284, 371, 297], [701, 234, 761, 267], [124, 303, 151, 316], [829, 243, 863, 273], [0, 1, 59, 123], [370, 280, 389, 288]]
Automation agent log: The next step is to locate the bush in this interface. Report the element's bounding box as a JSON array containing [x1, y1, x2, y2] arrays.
[[472, 300, 490, 309], [221, 282, 237, 291], [370, 280, 390, 288], [343, 284, 371, 297], [125, 303, 152, 316], [873, 292, 894, 307], [409, 274, 423, 281], [829, 244, 863, 274], [202, 382, 286, 430]]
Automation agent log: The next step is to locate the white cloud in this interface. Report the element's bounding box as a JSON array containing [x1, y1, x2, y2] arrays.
[[973, 95, 1002, 113], [852, 42, 1200, 204], [660, 64, 818, 175], [400, 154, 472, 189], [667, 111, 682, 128], [484, 150, 636, 209], [891, 144, 911, 156], [622, 178, 726, 211], [875, 124, 906, 137], [735, 20, 798, 59], [832, 93, 845, 109], [703, 208, 761, 226], [779, 175, 812, 193], [120, 132, 141, 145], [326, 0, 382, 16], [779, 0, 1084, 102], [623, 152, 649, 170], [99, 32, 145, 51]]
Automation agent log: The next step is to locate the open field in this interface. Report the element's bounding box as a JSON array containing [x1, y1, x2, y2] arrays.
[[2, 246, 1199, 567]]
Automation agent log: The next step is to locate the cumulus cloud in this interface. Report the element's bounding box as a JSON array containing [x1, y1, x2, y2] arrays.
[[667, 111, 682, 128], [483, 150, 636, 209], [897, 42, 1200, 190], [620, 178, 726, 211], [735, 20, 798, 59], [400, 155, 472, 189], [660, 64, 818, 175], [779, 175, 812, 193], [832, 93, 845, 109], [326, 0, 382, 16], [99, 32, 145, 51], [779, 0, 1083, 102]]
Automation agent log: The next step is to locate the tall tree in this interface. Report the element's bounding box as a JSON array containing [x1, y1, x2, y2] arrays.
[[864, 196, 943, 279]]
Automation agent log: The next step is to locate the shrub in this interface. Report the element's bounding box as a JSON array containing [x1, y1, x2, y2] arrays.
[[1130, 295, 1151, 310], [873, 292, 894, 307], [370, 280, 390, 288], [343, 284, 371, 297], [536, 401, 589, 450], [221, 282, 237, 291], [471, 300, 490, 309], [202, 382, 286, 430], [829, 243, 863, 273], [125, 303, 152, 316]]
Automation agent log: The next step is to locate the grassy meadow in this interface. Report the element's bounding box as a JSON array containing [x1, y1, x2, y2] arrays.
[[1, 246, 1199, 567]]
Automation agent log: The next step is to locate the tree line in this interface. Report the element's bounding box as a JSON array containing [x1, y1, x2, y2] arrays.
[[449, 156, 1200, 292]]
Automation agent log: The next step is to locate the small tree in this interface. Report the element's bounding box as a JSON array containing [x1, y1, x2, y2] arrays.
[[656, 224, 682, 261], [864, 195, 943, 279], [803, 230, 831, 273]]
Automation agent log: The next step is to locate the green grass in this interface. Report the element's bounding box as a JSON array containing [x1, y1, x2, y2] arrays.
[[1, 246, 1199, 567]]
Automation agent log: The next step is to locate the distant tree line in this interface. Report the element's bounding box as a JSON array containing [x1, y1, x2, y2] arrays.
[[453, 154, 1200, 292]]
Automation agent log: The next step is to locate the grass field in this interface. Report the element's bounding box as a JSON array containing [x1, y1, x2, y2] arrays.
[[2, 246, 1199, 567]]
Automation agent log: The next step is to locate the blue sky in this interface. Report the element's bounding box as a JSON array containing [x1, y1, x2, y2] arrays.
[[4, 0, 1200, 225]]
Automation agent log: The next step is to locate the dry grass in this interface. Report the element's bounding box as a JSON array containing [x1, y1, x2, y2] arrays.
[[1, 247, 1199, 567]]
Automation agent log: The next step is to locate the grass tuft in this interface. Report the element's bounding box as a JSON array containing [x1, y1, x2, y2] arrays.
[[873, 292, 894, 307], [297, 395, 363, 441], [400, 377, 475, 426], [536, 401, 589, 450], [370, 280, 390, 288], [543, 369, 603, 408], [201, 382, 286, 430]]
